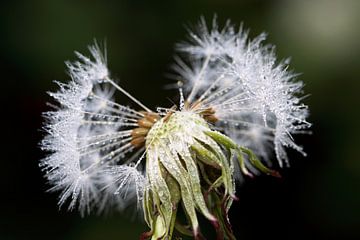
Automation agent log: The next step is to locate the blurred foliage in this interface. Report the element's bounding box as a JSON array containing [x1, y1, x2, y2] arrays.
[[1, 0, 359, 239]]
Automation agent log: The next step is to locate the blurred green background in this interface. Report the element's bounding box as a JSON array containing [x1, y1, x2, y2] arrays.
[[1, 0, 359, 239]]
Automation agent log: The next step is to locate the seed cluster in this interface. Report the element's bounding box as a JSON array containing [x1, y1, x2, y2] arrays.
[[131, 112, 160, 148]]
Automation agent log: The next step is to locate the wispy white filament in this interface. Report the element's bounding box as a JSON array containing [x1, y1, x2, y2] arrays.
[[174, 17, 310, 168], [41, 43, 146, 215]]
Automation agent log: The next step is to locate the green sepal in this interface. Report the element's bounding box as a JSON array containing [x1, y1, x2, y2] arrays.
[[151, 215, 167, 240], [191, 141, 221, 169], [240, 147, 281, 178], [204, 130, 237, 150], [205, 130, 280, 178], [174, 221, 193, 237]]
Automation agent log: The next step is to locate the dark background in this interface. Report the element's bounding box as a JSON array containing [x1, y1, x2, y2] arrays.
[[1, 0, 359, 239]]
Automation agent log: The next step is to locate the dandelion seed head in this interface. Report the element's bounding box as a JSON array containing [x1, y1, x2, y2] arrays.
[[41, 17, 310, 239]]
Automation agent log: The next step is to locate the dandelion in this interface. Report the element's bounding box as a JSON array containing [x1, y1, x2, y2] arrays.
[[40, 18, 310, 239]]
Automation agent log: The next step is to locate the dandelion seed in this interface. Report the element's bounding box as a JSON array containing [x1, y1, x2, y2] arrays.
[[40, 17, 310, 240]]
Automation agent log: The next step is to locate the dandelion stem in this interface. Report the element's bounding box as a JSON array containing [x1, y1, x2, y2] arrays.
[[198, 74, 225, 102], [187, 54, 211, 102], [178, 81, 185, 110], [105, 77, 152, 112]]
